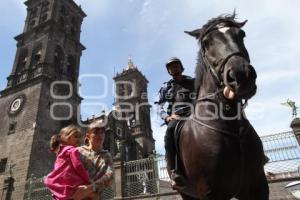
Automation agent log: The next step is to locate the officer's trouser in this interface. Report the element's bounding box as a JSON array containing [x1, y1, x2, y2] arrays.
[[164, 120, 178, 171]]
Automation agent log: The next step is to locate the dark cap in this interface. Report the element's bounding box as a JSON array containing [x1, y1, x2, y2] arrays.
[[165, 57, 184, 71]]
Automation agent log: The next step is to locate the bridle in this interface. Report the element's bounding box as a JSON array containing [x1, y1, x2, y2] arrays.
[[192, 21, 252, 130], [196, 21, 250, 107]]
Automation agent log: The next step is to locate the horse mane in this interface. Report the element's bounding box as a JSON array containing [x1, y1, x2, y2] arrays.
[[194, 13, 238, 95]]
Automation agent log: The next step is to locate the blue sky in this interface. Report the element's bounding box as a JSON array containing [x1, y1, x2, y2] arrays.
[[1, 0, 299, 154]]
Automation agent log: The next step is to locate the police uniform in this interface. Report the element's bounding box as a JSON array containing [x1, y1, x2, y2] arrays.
[[157, 75, 195, 120], [157, 74, 195, 175]]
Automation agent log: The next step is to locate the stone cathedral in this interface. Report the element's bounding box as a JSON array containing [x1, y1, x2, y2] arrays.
[[0, 0, 155, 199]]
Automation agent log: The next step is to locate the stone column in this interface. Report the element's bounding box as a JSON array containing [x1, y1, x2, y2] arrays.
[[113, 157, 123, 198], [291, 118, 300, 145]]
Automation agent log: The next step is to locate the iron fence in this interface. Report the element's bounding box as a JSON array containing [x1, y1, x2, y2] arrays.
[[123, 155, 178, 198], [262, 131, 300, 178], [24, 177, 52, 200], [23, 176, 114, 200], [121, 131, 300, 198]]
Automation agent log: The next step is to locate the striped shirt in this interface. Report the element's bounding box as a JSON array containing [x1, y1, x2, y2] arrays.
[[77, 146, 114, 192]]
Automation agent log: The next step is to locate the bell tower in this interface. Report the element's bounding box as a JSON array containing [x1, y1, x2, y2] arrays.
[[113, 58, 155, 158], [0, 0, 86, 199], [5, 0, 86, 89]]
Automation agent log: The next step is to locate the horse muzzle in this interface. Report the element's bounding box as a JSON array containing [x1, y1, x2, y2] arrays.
[[223, 57, 257, 100]]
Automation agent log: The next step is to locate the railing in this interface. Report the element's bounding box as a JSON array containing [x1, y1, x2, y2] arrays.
[[24, 176, 52, 200], [23, 176, 114, 200], [123, 155, 178, 198], [262, 131, 300, 179], [120, 131, 300, 198]]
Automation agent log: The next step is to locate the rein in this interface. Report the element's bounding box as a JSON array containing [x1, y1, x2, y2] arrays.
[[202, 51, 249, 90], [190, 116, 240, 138]]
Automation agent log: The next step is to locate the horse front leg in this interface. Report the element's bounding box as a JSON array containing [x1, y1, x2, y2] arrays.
[[238, 171, 269, 200], [250, 173, 269, 200]]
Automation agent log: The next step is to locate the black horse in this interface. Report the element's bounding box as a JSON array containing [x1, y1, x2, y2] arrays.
[[173, 13, 269, 200]]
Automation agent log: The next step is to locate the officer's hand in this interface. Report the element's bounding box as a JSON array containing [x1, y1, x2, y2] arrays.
[[165, 114, 180, 122]]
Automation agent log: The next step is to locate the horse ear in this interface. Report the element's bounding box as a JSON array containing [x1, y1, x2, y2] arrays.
[[237, 20, 248, 27], [184, 29, 202, 39]]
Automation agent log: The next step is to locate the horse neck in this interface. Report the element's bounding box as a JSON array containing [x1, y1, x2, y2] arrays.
[[195, 72, 245, 123], [197, 69, 218, 99]]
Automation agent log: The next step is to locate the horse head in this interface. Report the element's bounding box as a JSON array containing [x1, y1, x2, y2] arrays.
[[185, 13, 257, 101]]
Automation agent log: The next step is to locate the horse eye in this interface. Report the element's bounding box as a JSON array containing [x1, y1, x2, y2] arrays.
[[240, 30, 246, 38], [202, 39, 209, 48]]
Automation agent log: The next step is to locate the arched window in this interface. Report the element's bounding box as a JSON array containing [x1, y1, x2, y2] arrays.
[[39, 1, 49, 24], [70, 27, 77, 37], [29, 20, 36, 29], [28, 7, 37, 29], [54, 46, 64, 71], [70, 17, 78, 37], [40, 14, 48, 23], [60, 6, 66, 15], [66, 55, 76, 76], [59, 17, 65, 29], [118, 84, 125, 96], [16, 48, 28, 73], [29, 8, 37, 20], [31, 43, 43, 67], [41, 1, 49, 13]]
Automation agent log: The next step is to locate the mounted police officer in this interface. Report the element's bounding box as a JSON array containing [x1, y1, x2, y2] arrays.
[[156, 57, 195, 189]]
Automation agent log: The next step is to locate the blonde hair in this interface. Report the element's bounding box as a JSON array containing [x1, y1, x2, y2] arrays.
[[50, 124, 81, 152]]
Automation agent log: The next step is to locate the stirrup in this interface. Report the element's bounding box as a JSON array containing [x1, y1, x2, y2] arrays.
[[170, 170, 186, 190]]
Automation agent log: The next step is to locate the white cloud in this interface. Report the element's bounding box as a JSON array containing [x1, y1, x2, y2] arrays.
[[257, 68, 300, 86], [139, 0, 152, 16]]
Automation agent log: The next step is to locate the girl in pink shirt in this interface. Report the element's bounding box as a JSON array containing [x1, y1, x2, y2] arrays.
[[44, 125, 98, 200]]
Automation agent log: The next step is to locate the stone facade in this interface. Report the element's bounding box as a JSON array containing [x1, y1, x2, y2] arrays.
[[0, 0, 86, 199]]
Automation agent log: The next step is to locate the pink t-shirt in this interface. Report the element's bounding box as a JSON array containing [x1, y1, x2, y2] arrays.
[[44, 145, 90, 200]]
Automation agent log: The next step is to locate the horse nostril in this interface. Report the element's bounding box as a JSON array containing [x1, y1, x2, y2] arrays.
[[226, 70, 236, 84]]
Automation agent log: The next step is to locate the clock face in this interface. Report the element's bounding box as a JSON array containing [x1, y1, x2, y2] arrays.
[[9, 96, 25, 115], [11, 98, 22, 112]]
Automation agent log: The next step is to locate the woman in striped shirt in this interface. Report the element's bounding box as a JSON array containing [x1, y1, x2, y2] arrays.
[[72, 120, 114, 200]]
